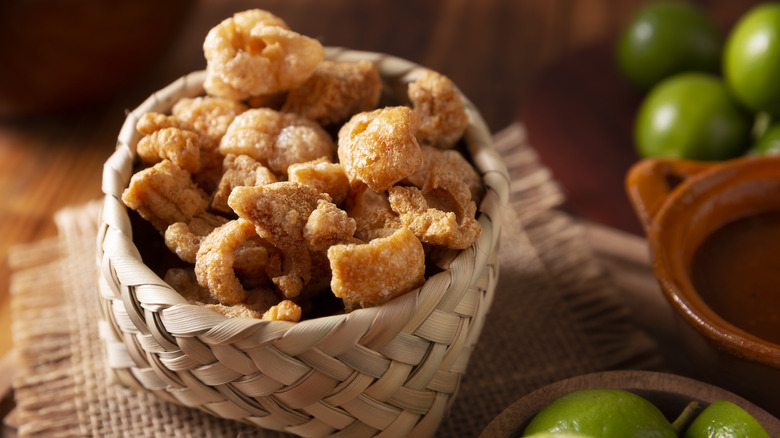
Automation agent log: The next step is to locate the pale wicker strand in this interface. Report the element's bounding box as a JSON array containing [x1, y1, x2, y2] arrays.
[[97, 48, 509, 437]]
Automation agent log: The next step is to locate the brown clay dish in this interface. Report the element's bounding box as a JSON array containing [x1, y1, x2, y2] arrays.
[[626, 155, 780, 416]]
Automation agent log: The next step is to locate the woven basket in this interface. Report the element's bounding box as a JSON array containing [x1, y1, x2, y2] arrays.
[[96, 47, 509, 437]]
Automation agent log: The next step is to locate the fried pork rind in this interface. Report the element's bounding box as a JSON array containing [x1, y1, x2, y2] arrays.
[[408, 69, 469, 149], [123, 10, 491, 320], [303, 200, 357, 252], [328, 226, 425, 309], [261, 300, 302, 322], [405, 145, 484, 210], [282, 60, 382, 125], [287, 158, 350, 206], [164, 212, 228, 263], [337, 106, 423, 192], [165, 267, 299, 321], [207, 297, 301, 321], [211, 154, 277, 213], [171, 96, 248, 147], [203, 9, 324, 99], [344, 188, 402, 242], [220, 108, 335, 175], [388, 185, 481, 250], [135, 113, 213, 174], [136, 111, 195, 135], [122, 160, 209, 231], [228, 182, 331, 248], [194, 218, 260, 305], [229, 183, 356, 298]]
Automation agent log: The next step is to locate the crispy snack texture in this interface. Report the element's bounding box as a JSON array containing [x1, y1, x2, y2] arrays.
[[220, 108, 335, 175], [288, 158, 351, 206], [406, 145, 484, 205], [121, 8, 486, 319], [194, 218, 260, 305], [228, 182, 356, 298], [165, 212, 229, 263], [337, 106, 423, 192], [282, 60, 382, 125], [172, 96, 248, 147], [345, 188, 402, 242], [211, 154, 277, 212], [165, 267, 299, 321], [408, 69, 469, 149], [328, 226, 425, 309], [203, 9, 324, 99], [388, 185, 481, 250], [122, 160, 208, 231], [136, 113, 210, 174]]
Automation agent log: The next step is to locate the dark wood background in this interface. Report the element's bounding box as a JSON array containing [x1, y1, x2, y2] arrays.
[[0, 0, 763, 355]]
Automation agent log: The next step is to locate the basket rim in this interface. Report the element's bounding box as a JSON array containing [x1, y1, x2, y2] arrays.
[[98, 47, 511, 334]]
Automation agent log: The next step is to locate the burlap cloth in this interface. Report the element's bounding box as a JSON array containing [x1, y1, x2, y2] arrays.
[[8, 123, 662, 437]]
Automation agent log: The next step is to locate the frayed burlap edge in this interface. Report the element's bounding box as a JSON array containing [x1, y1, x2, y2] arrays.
[[9, 205, 94, 437], [496, 125, 660, 372]]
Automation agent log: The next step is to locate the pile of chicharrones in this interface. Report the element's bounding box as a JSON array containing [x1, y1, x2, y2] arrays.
[[122, 9, 484, 323]]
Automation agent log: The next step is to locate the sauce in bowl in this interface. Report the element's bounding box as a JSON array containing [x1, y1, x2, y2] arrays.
[[691, 211, 780, 345]]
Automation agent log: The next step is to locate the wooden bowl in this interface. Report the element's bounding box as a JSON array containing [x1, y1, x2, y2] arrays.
[[479, 370, 780, 438]]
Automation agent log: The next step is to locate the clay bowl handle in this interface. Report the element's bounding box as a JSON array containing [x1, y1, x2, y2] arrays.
[[625, 158, 715, 234]]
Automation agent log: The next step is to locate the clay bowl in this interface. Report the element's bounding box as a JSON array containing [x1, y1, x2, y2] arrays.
[[625, 155, 780, 416], [480, 370, 780, 437]]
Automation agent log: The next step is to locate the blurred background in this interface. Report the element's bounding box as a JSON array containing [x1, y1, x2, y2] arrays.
[[0, 0, 766, 354]]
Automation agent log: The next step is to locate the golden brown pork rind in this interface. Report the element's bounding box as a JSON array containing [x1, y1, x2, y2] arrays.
[[337, 106, 422, 192], [165, 267, 299, 321], [344, 188, 402, 242], [388, 185, 481, 250], [328, 226, 425, 309], [203, 9, 324, 99], [206, 298, 301, 321], [260, 300, 302, 322], [303, 200, 357, 252], [123, 9, 489, 320], [287, 158, 351, 206], [135, 113, 210, 174], [211, 154, 277, 213], [122, 160, 209, 231], [228, 182, 355, 298], [136, 111, 195, 135], [228, 182, 333, 249], [164, 212, 229, 263], [194, 218, 259, 305], [164, 212, 269, 283], [405, 145, 484, 205], [282, 60, 382, 125], [171, 96, 248, 147], [220, 108, 335, 175], [408, 69, 469, 149]]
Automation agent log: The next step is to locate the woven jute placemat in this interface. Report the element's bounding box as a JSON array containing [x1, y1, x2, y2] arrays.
[[8, 123, 661, 437]]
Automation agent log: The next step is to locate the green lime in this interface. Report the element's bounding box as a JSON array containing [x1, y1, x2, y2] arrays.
[[522, 388, 676, 438], [724, 3, 780, 117], [617, 1, 721, 90], [634, 72, 751, 160], [683, 400, 770, 438], [749, 122, 780, 155], [523, 434, 594, 438]]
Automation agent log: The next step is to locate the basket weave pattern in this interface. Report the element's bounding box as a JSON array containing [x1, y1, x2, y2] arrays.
[[96, 48, 509, 437]]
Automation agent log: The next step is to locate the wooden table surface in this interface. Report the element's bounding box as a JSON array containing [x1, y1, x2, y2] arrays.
[[0, 0, 762, 360]]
